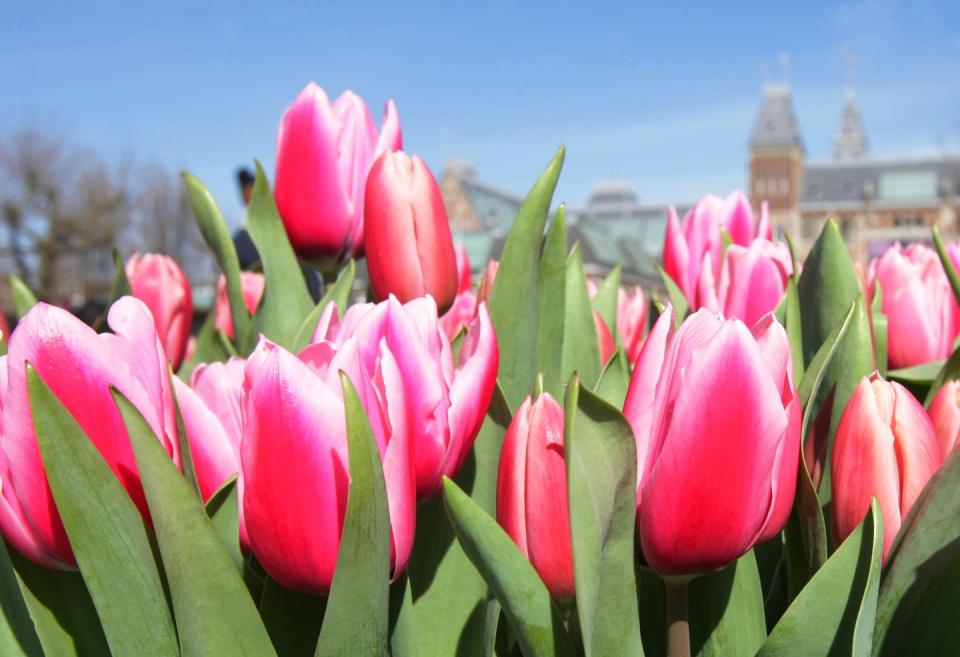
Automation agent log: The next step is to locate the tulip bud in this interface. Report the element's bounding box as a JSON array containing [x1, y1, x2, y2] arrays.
[[496, 392, 574, 599], [274, 82, 402, 261], [929, 380, 960, 458], [623, 308, 800, 575], [214, 272, 265, 339], [869, 243, 960, 368], [126, 253, 193, 369], [831, 373, 941, 562], [364, 151, 458, 314], [0, 298, 180, 568]]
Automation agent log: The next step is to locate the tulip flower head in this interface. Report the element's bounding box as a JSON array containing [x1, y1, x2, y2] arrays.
[[0, 298, 180, 569], [831, 373, 941, 562], [274, 82, 402, 262], [617, 285, 648, 364], [364, 151, 459, 314], [497, 391, 574, 599], [126, 252, 193, 369], [929, 380, 960, 458], [622, 307, 800, 575], [214, 272, 265, 339]]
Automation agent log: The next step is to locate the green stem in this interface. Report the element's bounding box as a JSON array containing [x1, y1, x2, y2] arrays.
[[664, 578, 690, 657]]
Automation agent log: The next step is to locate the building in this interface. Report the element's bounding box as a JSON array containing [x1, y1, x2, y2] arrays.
[[748, 81, 960, 260]]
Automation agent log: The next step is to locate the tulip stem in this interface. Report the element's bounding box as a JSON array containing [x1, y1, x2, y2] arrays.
[[664, 579, 691, 657]]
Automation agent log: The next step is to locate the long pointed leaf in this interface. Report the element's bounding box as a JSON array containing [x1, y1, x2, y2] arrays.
[[0, 540, 43, 657], [536, 208, 568, 400], [561, 242, 601, 388], [9, 276, 37, 319]]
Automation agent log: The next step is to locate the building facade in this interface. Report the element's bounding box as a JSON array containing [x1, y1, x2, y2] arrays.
[[748, 82, 960, 260]]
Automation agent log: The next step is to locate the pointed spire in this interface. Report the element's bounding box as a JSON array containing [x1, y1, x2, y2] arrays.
[[833, 52, 869, 161]]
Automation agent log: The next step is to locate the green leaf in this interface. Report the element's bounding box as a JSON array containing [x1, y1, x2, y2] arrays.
[[388, 574, 415, 657], [315, 373, 392, 657], [489, 146, 565, 410], [565, 381, 644, 657], [0, 540, 43, 657], [9, 276, 38, 319], [873, 444, 960, 655], [923, 345, 960, 406], [293, 260, 356, 352], [409, 386, 512, 657], [28, 369, 178, 657], [536, 208, 568, 400], [115, 390, 277, 657], [871, 282, 888, 377], [932, 224, 960, 307], [177, 312, 230, 380], [690, 551, 767, 657], [183, 172, 252, 350], [247, 161, 315, 350], [204, 477, 243, 572], [653, 263, 688, 326], [442, 479, 574, 657], [594, 349, 630, 408], [561, 242, 602, 388], [887, 360, 944, 385], [172, 382, 202, 500], [259, 576, 325, 657], [6, 546, 110, 657], [797, 218, 861, 364], [759, 500, 883, 657], [591, 265, 621, 343]]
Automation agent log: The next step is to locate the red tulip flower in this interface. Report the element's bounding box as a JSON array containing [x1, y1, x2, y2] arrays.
[[126, 253, 193, 369], [622, 307, 800, 575], [497, 391, 574, 599], [364, 151, 459, 314], [831, 373, 941, 562]]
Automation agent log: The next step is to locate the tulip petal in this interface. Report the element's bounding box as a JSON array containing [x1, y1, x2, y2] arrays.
[[173, 378, 239, 502]]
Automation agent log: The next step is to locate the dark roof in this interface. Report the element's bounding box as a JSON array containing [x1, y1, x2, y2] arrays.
[[750, 84, 804, 150], [801, 156, 960, 208]]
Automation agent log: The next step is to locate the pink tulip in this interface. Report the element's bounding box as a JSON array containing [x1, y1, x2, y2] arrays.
[[831, 373, 941, 562], [616, 285, 648, 364], [214, 272, 265, 339], [440, 245, 479, 340], [0, 310, 10, 344], [698, 240, 793, 328], [364, 151, 458, 314], [868, 243, 959, 369], [126, 253, 193, 369], [929, 380, 960, 458], [497, 392, 574, 599], [312, 295, 498, 499], [663, 191, 769, 309], [593, 311, 615, 365], [0, 298, 180, 568], [274, 82, 402, 261], [622, 308, 800, 575], [174, 358, 245, 502], [242, 336, 415, 595]]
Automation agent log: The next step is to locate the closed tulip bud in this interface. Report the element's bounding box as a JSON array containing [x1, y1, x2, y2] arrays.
[[364, 151, 458, 314], [623, 308, 800, 575], [214, 272, 265, 339], [832, 374, 941, 562], [0, 298, 180, 569], [274, 82, 402, 261], [869, 243, 959, 368], [929, 380, 960, 458], [497, 392, 574, 599], [242, 337, 415, 594], [126, 253, 193, 369]]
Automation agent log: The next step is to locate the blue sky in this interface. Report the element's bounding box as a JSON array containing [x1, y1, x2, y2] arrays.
[[2, 1, 958, 227]]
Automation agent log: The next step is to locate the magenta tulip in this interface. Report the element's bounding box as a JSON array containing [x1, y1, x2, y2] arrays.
[[831, 373, 941, 562], [126, 252, 193, 369], [0, 298, 180, 568], [364, 151, 458, 314], [929, 380, 960, 458], [311, 295, 498, 499], [173, 358, 245, 502], [274, 82, 402, 261], [242, 336, 415, 595], [214, 272, 265, 339], [617, 285, 648, 364], [497, 392, 574, 599], [663, 191, 771, 309], [440, 244, 479, 340], [622, 308, 800, 575], [868, 243, 959, 369], [593, 311, 615, 365]]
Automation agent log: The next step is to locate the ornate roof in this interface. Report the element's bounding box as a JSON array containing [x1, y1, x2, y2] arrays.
[[749, 83, 804, 151]]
